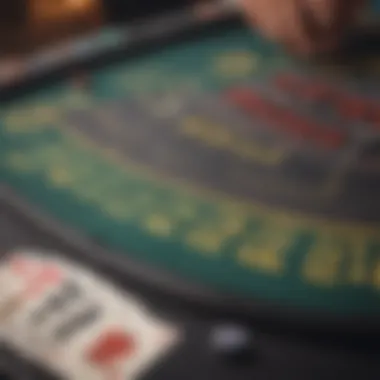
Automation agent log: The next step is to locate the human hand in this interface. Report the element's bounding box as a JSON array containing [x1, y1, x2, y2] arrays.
[[240, 0, 367, 55]]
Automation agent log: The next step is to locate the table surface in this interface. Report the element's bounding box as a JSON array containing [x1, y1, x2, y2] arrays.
[[2, 6, 380, 379], [2, 3, 380, 334], [1, 188, 380, 380]]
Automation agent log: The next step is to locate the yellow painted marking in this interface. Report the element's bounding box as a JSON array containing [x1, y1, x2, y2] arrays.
[[237, 222, 290, 274], [144, 214, 174, 237], [182, 116, 204, 136], [237, 244, 284, 274], [45, 152, 109, 204], [181, 115, 285, 165], [215, 51, 259, 78], [99, 188, 141, 220], [222, 216, 247, 235], [4, 106, 59, 132], [302, 236, 344, 286], [186, 228, 226, 255], [49, 166, 74, 187], [185, 211, 248, 255]]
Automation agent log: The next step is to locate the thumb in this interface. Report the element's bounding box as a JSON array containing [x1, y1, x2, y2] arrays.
[[304, 0, 368, 31]]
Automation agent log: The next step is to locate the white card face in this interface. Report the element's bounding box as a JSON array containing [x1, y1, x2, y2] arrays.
[[0, 249, 180, 380]]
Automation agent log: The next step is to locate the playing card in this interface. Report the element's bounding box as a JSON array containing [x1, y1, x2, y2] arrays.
[[0, 249, 180, 380]]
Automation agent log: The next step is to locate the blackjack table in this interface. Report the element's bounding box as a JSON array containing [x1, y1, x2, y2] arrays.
[[2, 2, 380, 379]]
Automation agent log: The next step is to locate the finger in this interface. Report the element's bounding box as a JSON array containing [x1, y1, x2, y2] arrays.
[[302, 0, 368, 54], [240, 0, 278, 37], [297, 0, 339, 55], [280, 0, 316, 54], [304, 0, 367, 33], [241, 0, 314, 55], [304, 0, 339, 30], [338, 0, 368, 28]]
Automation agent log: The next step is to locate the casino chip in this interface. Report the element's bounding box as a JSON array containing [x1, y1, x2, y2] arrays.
[[209, 324, 254, 362]]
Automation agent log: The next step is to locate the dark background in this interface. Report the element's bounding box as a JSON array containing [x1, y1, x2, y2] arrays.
[[0, 0, 192, 56], [0, 0, 189, 25], [105, 0, 189, 22]]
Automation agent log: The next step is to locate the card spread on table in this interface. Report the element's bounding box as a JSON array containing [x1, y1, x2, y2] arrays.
[[0, 249, 180, 380]]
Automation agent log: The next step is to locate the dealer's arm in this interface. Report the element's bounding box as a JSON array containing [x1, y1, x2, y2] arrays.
[[241, 0, 367, 55]]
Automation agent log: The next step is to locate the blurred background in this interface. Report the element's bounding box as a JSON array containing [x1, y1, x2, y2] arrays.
[[0, 0, 189, 57]]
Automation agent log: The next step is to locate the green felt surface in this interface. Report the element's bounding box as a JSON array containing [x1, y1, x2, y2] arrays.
[[1, 22, 380, 317]]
